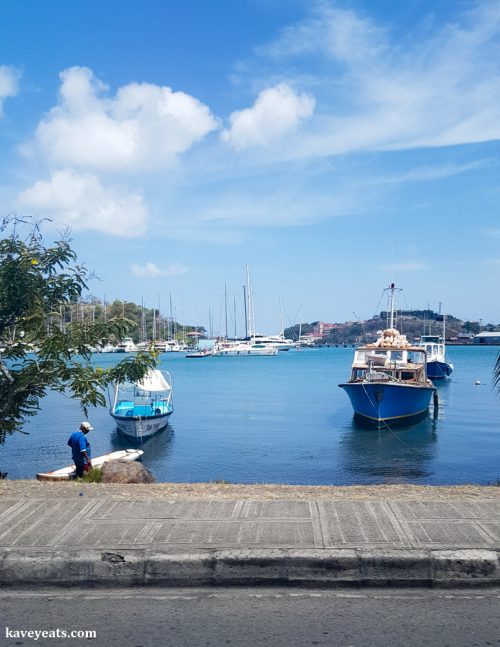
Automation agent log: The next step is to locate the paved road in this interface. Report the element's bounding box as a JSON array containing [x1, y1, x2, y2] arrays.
[[1, 587, 500, 647]]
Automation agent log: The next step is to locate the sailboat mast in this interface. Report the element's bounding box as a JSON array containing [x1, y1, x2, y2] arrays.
[[169, 292, 174, 341], [243, 285, 248, 338], [224, 283, 228, 340], [141, 299, 146, 342], [246, 265, 256, 339], [279, 297, 284, 338], [233, 293, 237, 339]]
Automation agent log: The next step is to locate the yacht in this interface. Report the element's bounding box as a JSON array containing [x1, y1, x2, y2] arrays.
[[115, 337, 137, 353]]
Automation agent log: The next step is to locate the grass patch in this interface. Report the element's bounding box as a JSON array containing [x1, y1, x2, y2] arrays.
[[78, 467, 103, 483]]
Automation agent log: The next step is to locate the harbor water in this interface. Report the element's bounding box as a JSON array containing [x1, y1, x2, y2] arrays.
[[2, 346, 500, 485]]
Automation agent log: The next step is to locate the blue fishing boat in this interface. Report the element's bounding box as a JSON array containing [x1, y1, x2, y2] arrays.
[[418, 335, 453, 379], [418, 315, 453, 379], [339, 284, 436, 428]]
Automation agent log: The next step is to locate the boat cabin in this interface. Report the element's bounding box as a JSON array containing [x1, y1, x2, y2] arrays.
[[419, 334, 444, 360], [349, 328, 429, 385], [350, 345, 428, 384]]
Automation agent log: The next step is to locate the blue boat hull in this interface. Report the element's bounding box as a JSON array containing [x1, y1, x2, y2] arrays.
[[339, 382, 435, 428], [426, 360, 453, 380]]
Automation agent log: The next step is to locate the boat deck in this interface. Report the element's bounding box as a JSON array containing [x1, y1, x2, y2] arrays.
[[114, 401, 171, 417]]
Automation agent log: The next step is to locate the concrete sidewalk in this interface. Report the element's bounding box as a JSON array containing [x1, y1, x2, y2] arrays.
[[1, 490, 500, 587]]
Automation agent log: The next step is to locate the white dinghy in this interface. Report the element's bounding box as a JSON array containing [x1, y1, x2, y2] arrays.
[[36, 449, 144, 481]]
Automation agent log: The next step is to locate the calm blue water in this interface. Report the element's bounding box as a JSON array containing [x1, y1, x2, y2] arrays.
[[2, 346, 500, 485]]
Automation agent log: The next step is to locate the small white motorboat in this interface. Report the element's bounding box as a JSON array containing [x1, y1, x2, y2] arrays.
[[109, 368, 173, 440], [36, 449, 144, 481]]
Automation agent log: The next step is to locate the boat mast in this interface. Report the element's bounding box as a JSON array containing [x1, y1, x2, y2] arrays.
[[224, 283, 228, 340], [389, 283, 396, 329], [158, 296, 162, 341], [245, 264, 256, 339], [243, 285, 248, 338], [141, 299, 146, 342], [279, 298, 284, 338], [169, 292, 174, 341], [233, 293, 237, 339]]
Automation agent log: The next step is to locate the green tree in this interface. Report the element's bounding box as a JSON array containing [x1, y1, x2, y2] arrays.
[[0, 217, 156, 446]]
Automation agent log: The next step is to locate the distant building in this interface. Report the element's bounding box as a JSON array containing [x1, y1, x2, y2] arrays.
[[473, 332, 500, 344], [300, 333, 324, 344], [312, 322, 339, 336]]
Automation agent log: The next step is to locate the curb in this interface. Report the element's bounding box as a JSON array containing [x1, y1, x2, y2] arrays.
[[1, 548, 499, 588]]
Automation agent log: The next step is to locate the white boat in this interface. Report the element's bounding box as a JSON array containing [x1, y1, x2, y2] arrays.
[[153, 339, 187, 352], [109, 368, 173, 439], [213, 340, 277, 356], [115, 337, 137, 353], [250, 333, 296, 351], [212, 266, 278, 357], [36, 449, 144, 481], [186, 347, 214, 358], [98, 343, 118, 353]]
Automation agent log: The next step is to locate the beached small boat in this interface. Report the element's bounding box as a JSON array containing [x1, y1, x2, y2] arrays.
[[109, 368, 173, 440], [36, 449, 144, 481]]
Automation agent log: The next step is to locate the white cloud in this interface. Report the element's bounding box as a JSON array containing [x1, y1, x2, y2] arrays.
[[31, 66, 220, 171], [0, 66, 20, 116], [221, 83, 315, 150], [18, 170, 148, 237], [254, 3, 500, 156], [131, 262, 188, 278]]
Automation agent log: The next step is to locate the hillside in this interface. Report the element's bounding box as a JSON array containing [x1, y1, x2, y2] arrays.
[[285, 310, 500, 346]]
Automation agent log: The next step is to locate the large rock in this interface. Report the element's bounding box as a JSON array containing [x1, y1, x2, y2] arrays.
[[101, 459, 156, 484]]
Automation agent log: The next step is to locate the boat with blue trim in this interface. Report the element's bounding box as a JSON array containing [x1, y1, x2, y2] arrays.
[[109, 368, 173, 439], [339, 284, 435, 428], [418, 315, 454, 380], [418, 334, 453, 379]]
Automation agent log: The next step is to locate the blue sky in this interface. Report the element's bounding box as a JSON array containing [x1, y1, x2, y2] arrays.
[[0, 0, 499, 334]]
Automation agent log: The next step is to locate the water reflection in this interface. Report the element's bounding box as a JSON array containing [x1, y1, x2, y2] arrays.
[[338, 415, 438, 482], [109, 424, 175, 472]]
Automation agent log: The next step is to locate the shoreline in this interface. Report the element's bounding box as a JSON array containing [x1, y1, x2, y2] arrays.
[[1, 480, 500, 500]]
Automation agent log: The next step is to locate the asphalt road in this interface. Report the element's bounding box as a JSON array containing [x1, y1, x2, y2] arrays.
[[1, 587, 499, 647]]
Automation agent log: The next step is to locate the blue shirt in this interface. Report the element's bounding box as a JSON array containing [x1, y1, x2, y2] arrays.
[[67, 431, 91, 464]]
